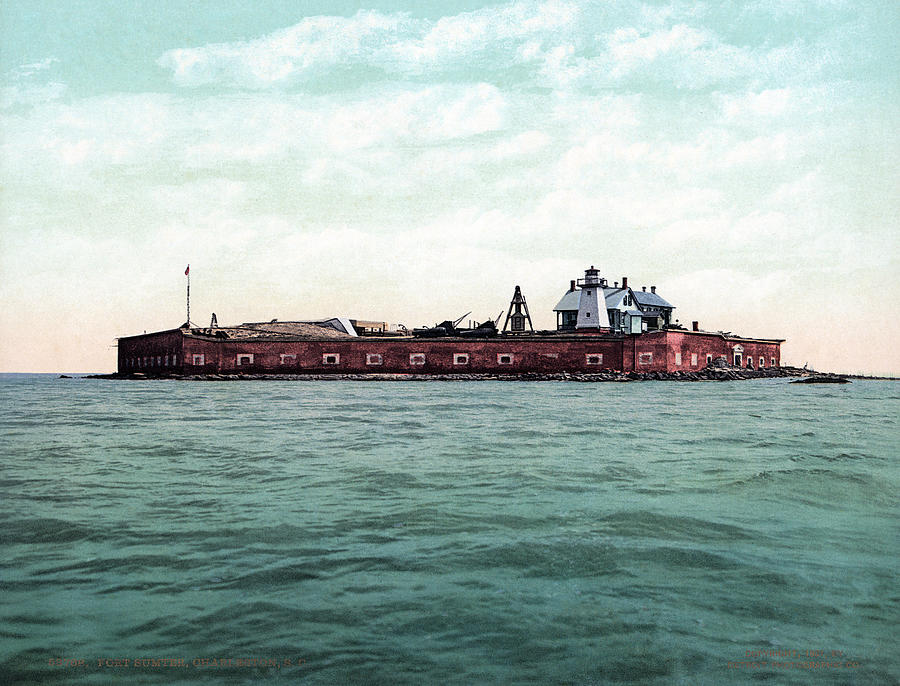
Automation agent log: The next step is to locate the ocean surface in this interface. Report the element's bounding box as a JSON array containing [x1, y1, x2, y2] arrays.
[[0, 374, 897, 685]]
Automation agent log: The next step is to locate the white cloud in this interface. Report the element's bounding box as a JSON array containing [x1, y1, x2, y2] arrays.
[[151, 0, 850, 96], [2, 57, 66, 108], [158, 1, 580, 89], [720, 88, 793, 120], [158, 10, 415, 88], [391, 0, 578, 67]]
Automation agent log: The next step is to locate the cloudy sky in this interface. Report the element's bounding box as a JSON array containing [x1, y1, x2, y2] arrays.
[[1, 1, 897, 374]]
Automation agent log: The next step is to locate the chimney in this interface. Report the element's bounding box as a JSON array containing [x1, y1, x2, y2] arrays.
[[642, 286, 646, 292], [651, 286, 656, 294], [692, 321, 699, 331], [622, 276, 628, 289], [614, 281, 618, 288], [570, 280, 576, 292]]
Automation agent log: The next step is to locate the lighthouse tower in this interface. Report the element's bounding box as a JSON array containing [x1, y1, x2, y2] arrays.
[[576, 266, 611, 329]]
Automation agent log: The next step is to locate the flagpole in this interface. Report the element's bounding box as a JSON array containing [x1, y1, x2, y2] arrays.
[[186, 265, 190, 326]]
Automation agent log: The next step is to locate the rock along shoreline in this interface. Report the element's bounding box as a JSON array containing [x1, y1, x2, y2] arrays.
[[82, 366, 885, 382]]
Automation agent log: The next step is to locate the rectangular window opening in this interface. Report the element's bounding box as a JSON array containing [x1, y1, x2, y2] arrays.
[[192, 354, 205, 366], [237, 354, 253, 366], [585, 354, 603, 365], [691, 353, 698, 366], [410, 353, 426, 365], [366, 353, 383, 365], [638, 352, 653, 366], [453, 353, 469, 365], [497, 354, 513, 365], [674, 352, 682, 366], [323, 354, 340, 365], [280, 354, 297, 365]]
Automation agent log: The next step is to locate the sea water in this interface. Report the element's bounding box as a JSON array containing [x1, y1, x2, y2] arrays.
[[0, 375, 897, 685]]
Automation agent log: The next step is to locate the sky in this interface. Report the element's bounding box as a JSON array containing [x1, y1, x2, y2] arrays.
[[1, 0, 898, 374]]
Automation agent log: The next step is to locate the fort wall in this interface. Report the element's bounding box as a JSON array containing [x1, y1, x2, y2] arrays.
[[118, 330, 781, 376]]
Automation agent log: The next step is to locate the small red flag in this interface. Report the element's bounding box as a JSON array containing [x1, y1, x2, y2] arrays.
[[185, 265, 190, 275]]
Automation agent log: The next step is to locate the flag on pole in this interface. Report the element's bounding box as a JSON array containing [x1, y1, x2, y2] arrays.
[[185, 265, 190, 275]]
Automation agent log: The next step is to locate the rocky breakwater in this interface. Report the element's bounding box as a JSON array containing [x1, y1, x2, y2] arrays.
[[91, 365, 821, 382]]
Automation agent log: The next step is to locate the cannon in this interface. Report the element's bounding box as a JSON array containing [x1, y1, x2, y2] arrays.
[[412, 312, 471, 338]]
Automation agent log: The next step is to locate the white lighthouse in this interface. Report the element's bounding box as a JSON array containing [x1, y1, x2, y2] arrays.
[[576, 265, 611, 329]]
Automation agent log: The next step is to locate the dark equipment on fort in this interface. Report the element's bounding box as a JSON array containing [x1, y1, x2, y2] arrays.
[[413, 312, 471, 338]]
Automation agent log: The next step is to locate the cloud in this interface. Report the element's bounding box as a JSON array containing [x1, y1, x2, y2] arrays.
[[1, 57, 66, 108], [155, 0, 830, 93], [158, 11, 414, 88], [158, 1, 580, 89], [390, 0, 578, 69]]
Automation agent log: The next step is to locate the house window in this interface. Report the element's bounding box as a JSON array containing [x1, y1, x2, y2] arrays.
[[734, 353, 742, 367], [280, 354, 296, 365], [192, 354, 205, 366], [586, 354, 603, 365], [691, 353, 698, 366], [747, 357, 753, 369], [157, 356, 162, 366], [172, 355, 177, 366], [638, 352, 653, 365], [497, 354, 513, 365], [675, 352, 682, 366], [323, 354, 339, 365], [561, 311, 577, 328], [366, 353, 383, 365], [772, 357, 777, 367], [585, 312, 591, 318], [237, 354, 253, 366], [453, 353, 469, 365], [410, 353, 425, 365], [164, 354, 169, 366], [706, 354, 713, 364], [759, 356, 765, 368]]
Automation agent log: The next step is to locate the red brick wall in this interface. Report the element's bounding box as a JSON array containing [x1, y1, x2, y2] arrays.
[[118, 330, 780, 375], [657, 331, 781, 372], [628, 331, 671, 372], [181, 337, 624, 374], [118, 330, 184, 374]]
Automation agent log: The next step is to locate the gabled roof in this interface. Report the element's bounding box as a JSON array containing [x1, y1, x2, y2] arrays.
[[553, 290, 580, 311], [633, 290, 674, 309], [603, 287, 627, 307], [556, 284, 675, 311]]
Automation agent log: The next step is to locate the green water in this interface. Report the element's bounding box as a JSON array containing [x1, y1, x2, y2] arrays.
[[1, 376, 897, 685]]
